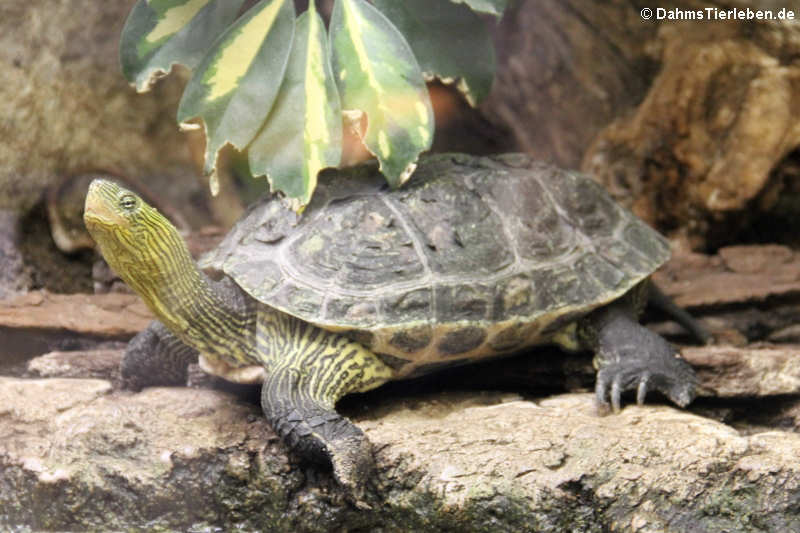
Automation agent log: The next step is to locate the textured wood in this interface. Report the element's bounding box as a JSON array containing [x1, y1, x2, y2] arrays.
[[653, 244, 800, 308], [0, 291, 152, 337], [485, 0, 800, 248]]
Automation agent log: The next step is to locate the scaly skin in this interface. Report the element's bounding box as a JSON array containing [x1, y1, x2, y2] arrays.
[[578, 293, 697, 412], [84, 179, 394, 502], [84, 180, 255, 364]]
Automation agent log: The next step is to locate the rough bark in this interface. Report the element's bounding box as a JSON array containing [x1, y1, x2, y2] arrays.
[[0, 291, 149, 373], [0, 291, 151, 338], [486, 0, 658, 169], [26, 350, 126, 382], [486, 0, 800, 248], [24, 338, 800, 401], [583, 10, 800, 247], [7, 242, 800, 396], [653, 244, 800, 308], [4, 2, 800, 528]]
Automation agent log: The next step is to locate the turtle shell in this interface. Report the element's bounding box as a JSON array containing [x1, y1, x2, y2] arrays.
[[202, 154, 669, 373]]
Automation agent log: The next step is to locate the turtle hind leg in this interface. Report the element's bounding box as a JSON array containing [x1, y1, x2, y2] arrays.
[[647, 283, 712, 345], [257, 310, 393, 505], [580, 299, 697, 412]]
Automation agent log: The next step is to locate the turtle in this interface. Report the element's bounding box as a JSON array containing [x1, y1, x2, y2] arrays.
[[83, 153, 699, 500]]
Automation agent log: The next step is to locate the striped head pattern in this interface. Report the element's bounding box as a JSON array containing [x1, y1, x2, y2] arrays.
[[84, 179, 194, 302]]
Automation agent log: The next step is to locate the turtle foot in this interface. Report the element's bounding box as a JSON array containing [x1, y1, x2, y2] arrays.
[[275, 407, 376, 507], [595, 354, 697, 412], [326, 434, 376, 509], [587, 298, 698, 412], [264, 396, 377, 507]]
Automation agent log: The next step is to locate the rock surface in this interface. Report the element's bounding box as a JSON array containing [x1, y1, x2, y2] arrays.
[[1, 377, 799, 532], [0, 0, 225, 296], [0, 0, 197, 214]]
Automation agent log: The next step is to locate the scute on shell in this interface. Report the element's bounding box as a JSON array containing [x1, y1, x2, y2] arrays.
[[202, 154, 670, 371]]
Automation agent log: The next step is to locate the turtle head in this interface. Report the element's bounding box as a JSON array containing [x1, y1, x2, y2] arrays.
[[84, 178, 191, 294], [86, 179, 253, 360]]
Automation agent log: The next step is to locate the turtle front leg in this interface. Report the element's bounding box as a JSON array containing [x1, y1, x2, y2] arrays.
[[121, 320, 199, 390], [257, 311, 394, 504], [261, 367, 376, 502], [580, 298, 697, 412]]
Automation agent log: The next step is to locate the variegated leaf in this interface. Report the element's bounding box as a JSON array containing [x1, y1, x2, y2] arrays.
[[176, 0, 295, 193], [120, 0, 245, 92], [330, 0, 434, 187], [373, 0, 495, 106], [450, 0, 509, 17], [248, 4, 342, 211]]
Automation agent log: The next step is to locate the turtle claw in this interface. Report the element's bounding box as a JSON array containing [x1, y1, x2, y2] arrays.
[[588, 300, 698, 412], [613, 376, 623, 412], [326, 434, 376, 508], [595, 355, 696, 411], [636, 375, 649, 405]]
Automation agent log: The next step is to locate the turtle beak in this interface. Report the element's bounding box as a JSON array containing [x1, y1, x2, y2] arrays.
[[84, 179, 123, 228]]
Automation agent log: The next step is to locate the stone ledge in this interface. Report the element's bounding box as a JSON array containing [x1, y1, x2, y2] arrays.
[[1, 377, 798, 532]]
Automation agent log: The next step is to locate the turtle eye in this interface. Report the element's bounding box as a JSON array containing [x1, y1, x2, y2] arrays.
[[119, 194, 137, 211]]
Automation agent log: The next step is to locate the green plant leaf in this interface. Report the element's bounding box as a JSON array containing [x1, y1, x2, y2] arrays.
[[176, 0, 295, 193], [248, 5, 342, 211], [120, 0, 246, 92], [450, 0, 509, 17], [330, 0, 434, 187], [373, 0, 495, 106]]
